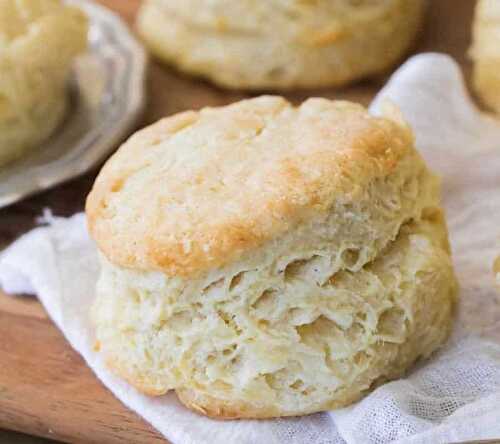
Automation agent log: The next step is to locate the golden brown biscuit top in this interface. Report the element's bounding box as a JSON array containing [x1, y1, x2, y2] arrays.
[[86, 96, 414, 277]]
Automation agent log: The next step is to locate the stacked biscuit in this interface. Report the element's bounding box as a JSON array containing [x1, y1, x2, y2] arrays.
[[0, 0, 87, 167], [87, 96, 457, 418]]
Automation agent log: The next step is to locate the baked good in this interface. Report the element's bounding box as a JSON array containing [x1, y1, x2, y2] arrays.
[[136, 0, 427, 90], [0, 0, 88, 167], [470, 0, 500, 113], [87, 96, 457, 418]]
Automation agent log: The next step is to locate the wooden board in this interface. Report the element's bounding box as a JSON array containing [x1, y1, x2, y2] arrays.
[[0, 1, 476, 443]]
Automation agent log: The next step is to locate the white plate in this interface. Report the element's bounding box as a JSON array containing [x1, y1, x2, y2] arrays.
[[0, 0, 147, 208]]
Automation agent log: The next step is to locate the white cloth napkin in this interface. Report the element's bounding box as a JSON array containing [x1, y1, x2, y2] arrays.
[[2, 53, 500, 444]]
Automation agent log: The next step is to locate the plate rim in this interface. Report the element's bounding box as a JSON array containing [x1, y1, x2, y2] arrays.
[[0, 0, 148, 209]]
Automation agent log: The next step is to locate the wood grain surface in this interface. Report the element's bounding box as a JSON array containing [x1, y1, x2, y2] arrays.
[[0, 1, 476, 443]]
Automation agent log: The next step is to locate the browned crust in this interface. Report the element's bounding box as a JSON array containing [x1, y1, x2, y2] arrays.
[[86, 97, 415, 277], [175, 389, 281, 419], [102, 347, 375, 418], [104, 356, 169, 397], [175, 386, 370, 419]]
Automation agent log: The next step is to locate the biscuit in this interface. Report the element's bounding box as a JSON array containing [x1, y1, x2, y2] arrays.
[[470, 0, 500, 113], [136, 0, 427, 90], [0, 0, 88, 167], [87, 96, 457, 418]]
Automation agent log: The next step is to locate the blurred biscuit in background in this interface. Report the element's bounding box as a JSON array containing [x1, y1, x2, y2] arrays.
[[0, 0, 88, 167], [470, 0, 500, 113], [137, 0, 427, 90]]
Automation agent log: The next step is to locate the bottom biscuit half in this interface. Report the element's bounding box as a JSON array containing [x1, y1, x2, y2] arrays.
[[92, 214, 457, 418]]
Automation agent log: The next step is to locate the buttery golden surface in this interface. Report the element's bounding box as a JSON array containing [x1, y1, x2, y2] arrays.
[[136, 0, 426, 90], [88, 96, 423, 278]]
